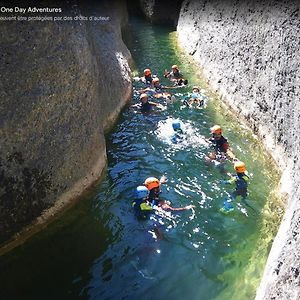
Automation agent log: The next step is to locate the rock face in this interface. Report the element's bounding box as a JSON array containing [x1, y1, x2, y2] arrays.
[[0, 0, 132, 245], [138, 0, 183, 27], [177, 0, 300, 299]]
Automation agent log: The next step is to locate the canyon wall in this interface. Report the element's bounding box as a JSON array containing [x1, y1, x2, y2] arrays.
[[0, 0, 132, 246], [177, 1, 300, 299]]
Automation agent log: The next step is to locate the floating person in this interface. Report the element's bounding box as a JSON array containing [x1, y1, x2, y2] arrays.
[[132, 93, 164, 114], [171, 120, 184, 144], [144, 176, 167, 206], [144, 176, 195, 211], [157, 200, 195, 212], [141, 68, 154, 86], [132, 186, 153, 220], [220, 161, 250, 213], [139, 77, 174, 100], [164, 64, 188, 86], [183, 86, 205, 108], [133, 68, 158, 86], [205, 125, 236, 164]]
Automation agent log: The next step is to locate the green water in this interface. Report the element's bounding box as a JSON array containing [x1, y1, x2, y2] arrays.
[[0, 18, 282, 300]]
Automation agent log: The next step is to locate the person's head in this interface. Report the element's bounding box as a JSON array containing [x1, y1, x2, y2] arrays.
[[136, 186, 150, 199], [140, 93, 148, 103], [172, 64, 179, 73], [210, 125, 222, 139], [234, 161, 246, 173], [172, 120, 181, 131], [152, 77, 160, 86], [192, 86, 200, 93], [144, 177, 161, 197], [144, 68, 152, 77]]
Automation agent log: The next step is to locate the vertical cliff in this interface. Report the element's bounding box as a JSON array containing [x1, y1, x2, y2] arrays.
[[177, 0, 300, 299], [0, 0, 132, 246]]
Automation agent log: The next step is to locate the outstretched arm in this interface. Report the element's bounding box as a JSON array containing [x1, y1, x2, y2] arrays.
[[226, 148, 236, 161], [149, 101, 165, 110], [159, 201, 195, 211]]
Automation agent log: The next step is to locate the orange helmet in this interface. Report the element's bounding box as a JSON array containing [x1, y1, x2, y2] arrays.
[[234, 161, 246, 173], [211, 125, 222, 135], [144, 177, 160, 190], [153, 77, 160, 83], [172, 64, 179, 70], [144, 68, 151, 76], [140, 93, 148, 100]]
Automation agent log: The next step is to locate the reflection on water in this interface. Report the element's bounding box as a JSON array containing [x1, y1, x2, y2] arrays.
[[0, 17, 282, 300]]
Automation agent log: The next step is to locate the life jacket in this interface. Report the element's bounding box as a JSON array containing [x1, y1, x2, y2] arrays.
[[132, 198, 153, 219], [235, 173, 249, 191]]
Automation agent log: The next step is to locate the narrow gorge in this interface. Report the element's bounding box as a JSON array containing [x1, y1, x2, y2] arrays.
[[1, 0, 299, 299]]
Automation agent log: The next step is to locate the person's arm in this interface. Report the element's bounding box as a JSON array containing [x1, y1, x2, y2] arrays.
[[161, 85, 182, 90], [138, 87, 151, 93], [226, 148, 236, 160], [131, 103, 141, 108], [159, 201, 195, 211], [223, 173, 236, 185], [164, 69, 170, 78], [222, 141, 236, 161], [148, 101, 165, 109]]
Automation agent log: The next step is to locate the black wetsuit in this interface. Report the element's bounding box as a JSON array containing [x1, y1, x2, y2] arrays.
[[140, 101, 152, 113], [209, 136, 229, 153]]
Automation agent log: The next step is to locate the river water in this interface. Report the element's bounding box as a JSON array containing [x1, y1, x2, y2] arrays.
[[0, 17, 282, 300]]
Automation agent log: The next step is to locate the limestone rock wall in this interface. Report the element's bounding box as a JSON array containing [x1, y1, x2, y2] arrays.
[[0, 0, 132, 245], [177, 1, 300, 299]]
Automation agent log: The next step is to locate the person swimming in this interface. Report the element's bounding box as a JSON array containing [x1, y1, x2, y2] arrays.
[[164, 64, 188, 86], [183, 86, 205, 108], [171, 120, 184, 144], [144, 176, 195, 211], [204, 125, 236, 163], [220, 161, 250, 213], [132, 186, 153, 220], [132, 93, 164, 114]]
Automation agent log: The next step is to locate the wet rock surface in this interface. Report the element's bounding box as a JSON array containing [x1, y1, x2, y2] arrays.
[[0, 0, 132, 245], [177, 0, 300, 299]]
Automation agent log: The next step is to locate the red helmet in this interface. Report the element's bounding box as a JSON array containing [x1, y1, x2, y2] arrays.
[[144, 177, 160, 190], [211, 125, 222, 135], [234, 161, 246, 173]]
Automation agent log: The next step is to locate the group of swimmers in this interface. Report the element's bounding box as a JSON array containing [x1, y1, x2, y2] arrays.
[[133, 65, 207, 113], [132, 65, 250, 218]]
